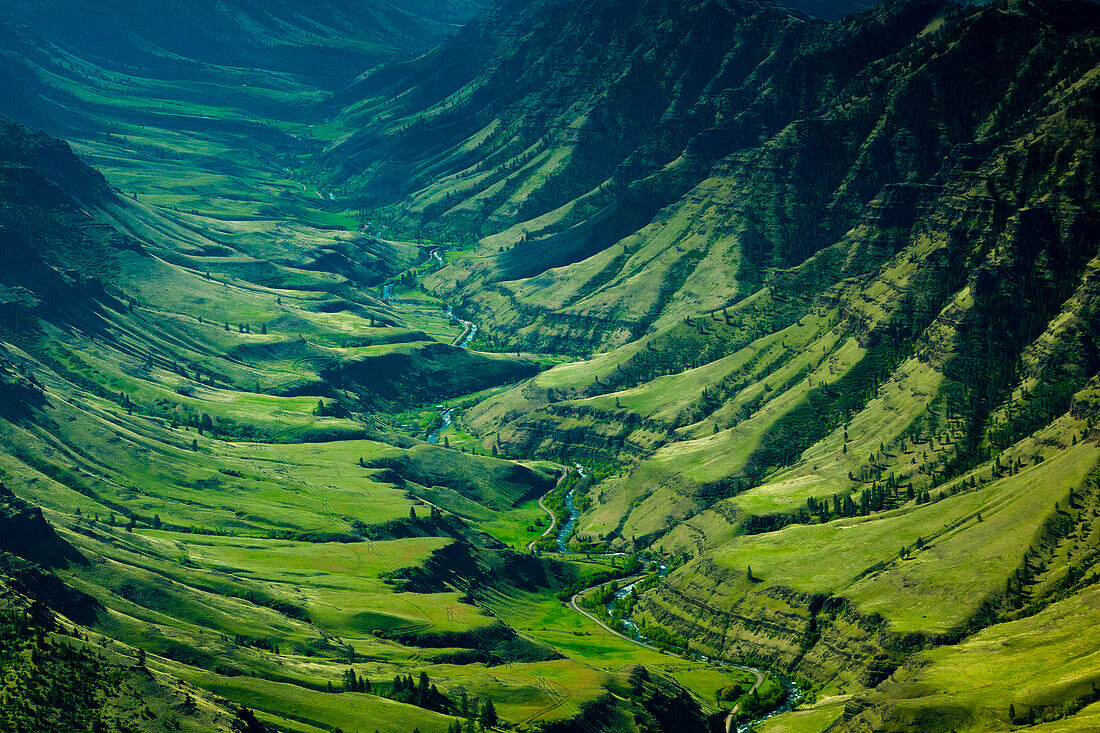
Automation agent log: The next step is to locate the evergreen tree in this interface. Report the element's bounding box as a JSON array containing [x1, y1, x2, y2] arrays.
[[479, 699, 498, 729]]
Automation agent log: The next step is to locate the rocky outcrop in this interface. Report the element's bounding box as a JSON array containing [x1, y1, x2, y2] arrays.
[[0, 483, 85, 569]]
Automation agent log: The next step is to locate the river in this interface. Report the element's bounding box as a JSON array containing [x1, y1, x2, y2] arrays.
[[380, 246, 478, 347], [557, 464, 803, 729], [445, 306, 477, 348], [555, 486, 579, 552], [425, 408, 453, 444]]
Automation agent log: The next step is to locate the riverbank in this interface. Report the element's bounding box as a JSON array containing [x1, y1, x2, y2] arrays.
[[570, 571, 803, 731], [542, 465, 803, 729]]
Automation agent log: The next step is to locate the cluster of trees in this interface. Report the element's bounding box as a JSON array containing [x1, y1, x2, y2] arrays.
[[555, 568, 622, 602], [338, 667, 372, 693], [327, 669, 502, 725], [803, 483, 898, 523], [447, 690, 498, 732], [386, 671, 451, 714], [0, 608, 176, 732], [730, 680, 784, 722], [582, 580, 621, 609], [218, 322, 268, 335], [231, 706, 271, 733], [635, 620, 686, 650], [313, 399, 351, 418]]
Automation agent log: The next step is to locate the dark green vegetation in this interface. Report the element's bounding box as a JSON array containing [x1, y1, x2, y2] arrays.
[[0, 111, 740, 732], [0, 4, 746, 729], [2, 0, 1100, 731], [320, 0, 1100, 730], [0, 0, 487, 91]]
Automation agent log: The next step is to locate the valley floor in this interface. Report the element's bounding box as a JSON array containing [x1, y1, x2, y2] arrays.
[[3, 1, 1100, 731]]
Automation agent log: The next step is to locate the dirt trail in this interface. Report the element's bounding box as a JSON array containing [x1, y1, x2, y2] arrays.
[[568, 575, 659, 651], [725, 669, 766, 733], [525, 467, 574, 551], [527, 494, 558, 551]]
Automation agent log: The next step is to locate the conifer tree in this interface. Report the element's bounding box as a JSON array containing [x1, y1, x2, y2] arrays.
[[480, 699, 498, 729]]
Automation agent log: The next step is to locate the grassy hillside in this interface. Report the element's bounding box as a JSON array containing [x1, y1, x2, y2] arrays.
[[0, 0, 486, 90], [3, 0, 1100, 730], [0, 111, 756, 731], [330, 0, 1100, 358], [321, 0, 1100, 730]]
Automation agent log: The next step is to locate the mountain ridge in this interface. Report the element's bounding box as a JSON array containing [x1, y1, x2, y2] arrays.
[[1, 0, 1100, 730], [319, 1, 1100, 727]]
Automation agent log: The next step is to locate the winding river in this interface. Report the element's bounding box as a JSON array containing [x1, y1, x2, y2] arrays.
[[426, 408, 454, 444], [555, 465, 803, 730], [445, 306, 477, 348], [555, 486, 579, 552], [383, 258, 800, 726]]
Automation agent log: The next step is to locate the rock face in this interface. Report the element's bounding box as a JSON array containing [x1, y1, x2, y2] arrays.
[[331, 0, 1100, 354], [0, 119, 111, 203], [321, 0, 1100, 727], [0, 119, 130, 317], [0, 482, 84, 569]]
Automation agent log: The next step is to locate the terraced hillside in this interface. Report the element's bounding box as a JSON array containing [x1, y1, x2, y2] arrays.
[[329, 0, 1097, 353], [0, 97, 747, 733], [3, 0, 1100, 731], [0, 0, 486, 89], [324, 0, 1100, 730]]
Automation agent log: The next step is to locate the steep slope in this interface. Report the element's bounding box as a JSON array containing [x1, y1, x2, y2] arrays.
[[325, 0, 1100, 728], [0, 0, 485, 89], [5, 0, 1100, 729], [0, 117, 744, 733], [331, 0, 1094, 357], [435, 0, 1100, 542], [0, 470, 244, 732]]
